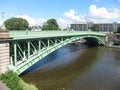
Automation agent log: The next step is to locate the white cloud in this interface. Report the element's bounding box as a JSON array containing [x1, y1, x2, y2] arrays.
[[58, 9, 87, 28], [58, 18, 70, 29], [15, 15, 36, 26], [15, 15, 46, 26], [88, 5, 120, 22], [36, 18, 46, 26], [60, 5, 120, 28], [64, 9, 81, 21], [15, 14, 71, 29]]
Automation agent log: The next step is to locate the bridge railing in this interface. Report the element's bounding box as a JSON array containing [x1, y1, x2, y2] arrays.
[[9, 30, 105, 40]]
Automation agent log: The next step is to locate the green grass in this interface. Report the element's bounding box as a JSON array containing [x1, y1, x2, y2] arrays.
[[0, 71, 38, 90]]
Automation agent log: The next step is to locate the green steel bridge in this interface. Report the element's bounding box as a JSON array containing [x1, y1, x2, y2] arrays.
[[4, 30, 105, 74]]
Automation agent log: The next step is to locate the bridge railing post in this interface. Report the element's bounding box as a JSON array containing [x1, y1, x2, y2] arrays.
[[55, 38, 57, 45], [23, 43, 26, 60], [38, 40, 41, 51], [27, 41, 30, 58], [47, 39, 50, 47], [13, 43, 17, 67]]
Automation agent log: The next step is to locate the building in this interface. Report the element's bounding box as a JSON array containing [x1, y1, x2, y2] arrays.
[[70, 22, 87, 31], [70, 22, 120, 32], [31, 25, 42, 31]]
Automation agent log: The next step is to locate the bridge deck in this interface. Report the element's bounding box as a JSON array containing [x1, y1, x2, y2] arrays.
[[9, 30, 105, 40]]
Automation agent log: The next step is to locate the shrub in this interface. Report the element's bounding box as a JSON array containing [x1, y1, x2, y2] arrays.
[[0, 71, 22, 90], [0, 71, 38, 90], [114, 41, 120, 45]]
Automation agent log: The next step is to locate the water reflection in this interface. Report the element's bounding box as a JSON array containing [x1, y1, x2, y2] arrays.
[[21, 45, 87, 73], [67, 47, 120, 90], [22, 46, 120, 90]]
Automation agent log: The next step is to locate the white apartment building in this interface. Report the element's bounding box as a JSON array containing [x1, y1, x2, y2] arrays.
[[70, 22, 120, 32]]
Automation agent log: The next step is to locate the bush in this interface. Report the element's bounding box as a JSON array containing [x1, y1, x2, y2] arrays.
[[0, 71, 22, 90], [114, 41, 120, 45], [117, 26, 120, 33], [0, 71, 38, 90]]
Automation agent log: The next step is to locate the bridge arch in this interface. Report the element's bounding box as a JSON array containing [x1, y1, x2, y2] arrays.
[[81, 36, 105, 46], [8, 31, 105, 74]]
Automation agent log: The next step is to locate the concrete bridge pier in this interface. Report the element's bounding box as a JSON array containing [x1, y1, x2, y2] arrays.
[[0, 30, 12, 74]]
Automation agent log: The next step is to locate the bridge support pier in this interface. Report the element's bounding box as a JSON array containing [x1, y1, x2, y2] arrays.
[[0, 42, 10, 74], [0, 30, 12, 74]]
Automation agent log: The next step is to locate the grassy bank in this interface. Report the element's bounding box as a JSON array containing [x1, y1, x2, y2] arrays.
[[0, 71, 38, 90]]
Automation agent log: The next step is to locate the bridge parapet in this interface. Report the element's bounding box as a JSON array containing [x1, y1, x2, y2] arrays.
[[9, 30, 105, 40]]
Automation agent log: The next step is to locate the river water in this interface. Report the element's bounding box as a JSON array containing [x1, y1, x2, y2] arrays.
[[22, 45, 120, 90]]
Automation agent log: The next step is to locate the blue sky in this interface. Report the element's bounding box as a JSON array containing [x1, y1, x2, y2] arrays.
[[0, 0, 120, 28]]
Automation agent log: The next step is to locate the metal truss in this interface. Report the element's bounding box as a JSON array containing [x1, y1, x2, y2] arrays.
[[9, 33, 105, 74]]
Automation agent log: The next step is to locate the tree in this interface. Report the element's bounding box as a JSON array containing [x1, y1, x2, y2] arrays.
[[90, 24, 99, 32], [4, 17, 29, 30], [42, 19, 59, 30], [117, 26, 120, 33]]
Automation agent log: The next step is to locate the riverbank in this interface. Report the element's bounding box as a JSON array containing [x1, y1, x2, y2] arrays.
[[107, 45, 120, 49], [106, 32, 120, 49]]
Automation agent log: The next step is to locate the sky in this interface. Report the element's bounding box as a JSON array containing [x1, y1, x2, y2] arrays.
[[0, 0, 120, 28]]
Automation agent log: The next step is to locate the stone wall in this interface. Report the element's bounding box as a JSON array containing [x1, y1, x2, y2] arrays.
[[0, 30, 12, 74], [0, 42, 10, 73]]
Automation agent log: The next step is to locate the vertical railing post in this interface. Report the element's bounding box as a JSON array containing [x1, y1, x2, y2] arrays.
[[23, 42, 26, 60], [28, 41, 30, 58], [38, 40, 41, 51], [55, 38, 57, 44], [14, 43, 17, 67], [61, 38, 64, 45], [61, 38, 63, 42], [23, 51, 26, 60], [48, 39, 50, 47]]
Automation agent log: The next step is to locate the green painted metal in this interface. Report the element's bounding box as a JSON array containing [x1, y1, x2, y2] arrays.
[[38, 40, 41, 51], [28, 41, 30, 58], [8, 30, 106, 74], [14, 43, 17, 67], [9, 30, 105, 40]]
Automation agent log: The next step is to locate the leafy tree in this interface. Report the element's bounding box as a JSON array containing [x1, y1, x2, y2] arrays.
[[42, 19, 59, 30], [117, 26, 120, 33], [4, 17, 29, 30], [90, 24, 99, 32]]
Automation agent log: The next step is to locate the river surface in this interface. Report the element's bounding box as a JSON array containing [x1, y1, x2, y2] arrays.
[[22, 45, 120, 90]]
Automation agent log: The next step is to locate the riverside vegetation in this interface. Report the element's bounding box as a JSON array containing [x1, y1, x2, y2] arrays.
[[0, 71, 38, 90]]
